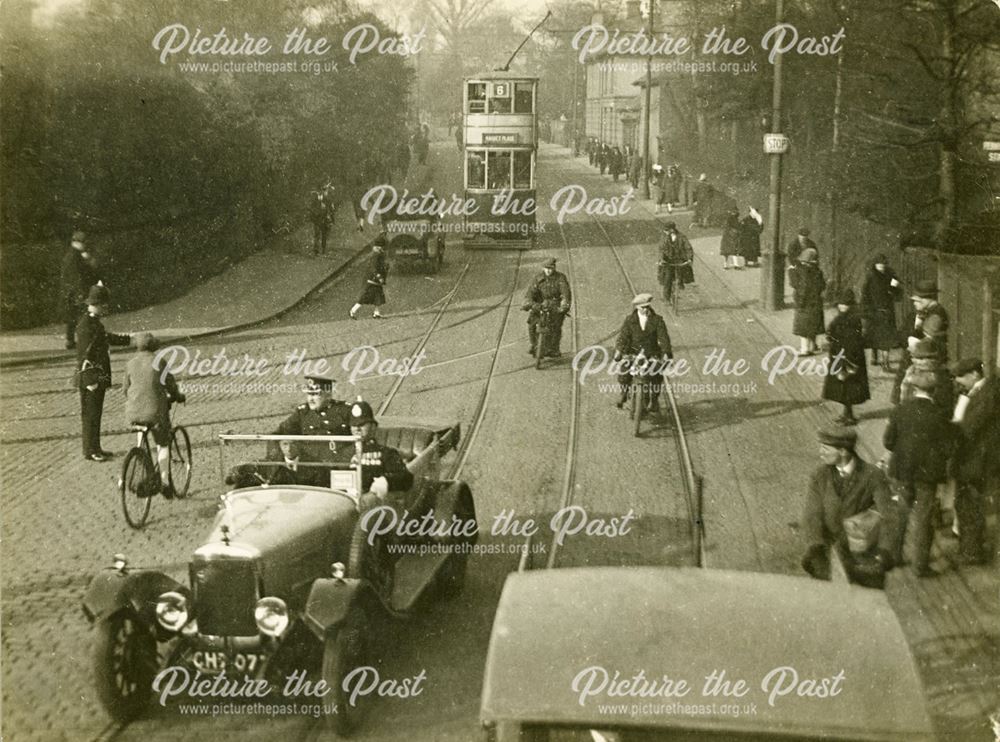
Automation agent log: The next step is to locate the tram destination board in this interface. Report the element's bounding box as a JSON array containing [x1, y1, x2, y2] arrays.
[[483, 133, 521, 145]]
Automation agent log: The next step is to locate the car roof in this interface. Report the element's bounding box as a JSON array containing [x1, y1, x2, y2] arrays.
[[481, 568, 934, 742]]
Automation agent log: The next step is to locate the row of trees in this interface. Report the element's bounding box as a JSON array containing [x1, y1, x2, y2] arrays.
[[1, 0, 413, 326]]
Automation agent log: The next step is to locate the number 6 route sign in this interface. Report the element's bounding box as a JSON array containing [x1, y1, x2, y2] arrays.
[[764, 133, 790, 154]]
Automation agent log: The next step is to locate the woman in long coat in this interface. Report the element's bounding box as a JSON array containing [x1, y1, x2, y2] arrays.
[[860, 252, 901, 370], [788, 247, 825, 355], [738, 206, 763, 266], [719, 209, 742, 269], [822, 289, 870, 425], [350, 239, 388, 319]]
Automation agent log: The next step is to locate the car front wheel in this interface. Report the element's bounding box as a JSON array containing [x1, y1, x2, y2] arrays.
[[93, 610, 157, 723], [321, 606, 368, 736]]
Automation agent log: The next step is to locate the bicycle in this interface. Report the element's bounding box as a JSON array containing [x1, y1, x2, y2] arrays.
[[658, 260, 689, 314], [119, 418, 192, 529], [532, 301, 565, 370], [626, 352, 662, 437]]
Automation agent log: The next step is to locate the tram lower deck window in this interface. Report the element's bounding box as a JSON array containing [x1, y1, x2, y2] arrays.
[[467, 151, 485, 188], [513, 151, 532, 189], [487, 151, 512, 190]]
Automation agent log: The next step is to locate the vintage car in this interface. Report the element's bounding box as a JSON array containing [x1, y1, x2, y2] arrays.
[[384, 210, 446, 272], [82, 418, 476, 736], [481, 567, 935, 742]]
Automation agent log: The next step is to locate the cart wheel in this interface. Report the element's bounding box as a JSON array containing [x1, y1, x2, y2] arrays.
[[120, 448, 154, 529], [93, 610, 156, 723], [633, 381, 645, 437], [321, 605, 368, 735], [168, 426, 192, 498]]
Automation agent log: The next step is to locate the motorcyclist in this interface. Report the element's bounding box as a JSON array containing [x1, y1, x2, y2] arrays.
[[522, 257, 571, 358], [614, 293, 674, 414]]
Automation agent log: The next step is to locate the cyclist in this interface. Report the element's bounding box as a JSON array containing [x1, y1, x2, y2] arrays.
[[614, 293, 673, 414], [657, 221, 694, 304], [122, 333, 185, 497]]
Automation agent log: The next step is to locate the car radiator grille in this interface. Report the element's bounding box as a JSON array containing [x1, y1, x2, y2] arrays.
[[190, 559, 259, 636]]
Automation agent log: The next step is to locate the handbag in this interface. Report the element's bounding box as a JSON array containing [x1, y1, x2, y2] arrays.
[[835, 358, 859, 382], [843, 508, 881, 554]]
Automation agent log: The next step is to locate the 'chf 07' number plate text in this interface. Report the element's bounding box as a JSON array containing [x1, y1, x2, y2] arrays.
[[192, 651, 264, 673]]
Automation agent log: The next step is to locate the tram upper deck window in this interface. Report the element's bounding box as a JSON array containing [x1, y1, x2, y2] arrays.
[[513, 151, 532, 189], [467, 150, 485, 188], [514, 83, 534, 113], [467, 83, 486, 114]]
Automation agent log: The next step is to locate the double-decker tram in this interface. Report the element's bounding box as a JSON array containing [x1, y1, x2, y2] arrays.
[[462, 74, 538, 248]]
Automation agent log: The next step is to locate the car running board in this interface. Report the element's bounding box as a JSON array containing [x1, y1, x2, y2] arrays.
[[390, 553, 449, 612]]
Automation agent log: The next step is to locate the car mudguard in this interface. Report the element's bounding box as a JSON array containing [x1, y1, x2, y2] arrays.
[[82, 569, 187, 625], [420, 480, 478, 546], [302, 578, 376, 639]]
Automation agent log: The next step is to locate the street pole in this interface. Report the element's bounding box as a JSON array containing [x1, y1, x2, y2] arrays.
[[641, 0, 654, 200], [762, 0, 785, 310]]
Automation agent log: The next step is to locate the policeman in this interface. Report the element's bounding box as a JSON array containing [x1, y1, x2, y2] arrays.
[[278, 374, 351, 442], [523, 257, 571, 358], [349, 399, 414, 508]]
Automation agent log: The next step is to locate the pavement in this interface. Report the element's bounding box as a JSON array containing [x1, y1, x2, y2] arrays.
[[0, 162, 434, 368]]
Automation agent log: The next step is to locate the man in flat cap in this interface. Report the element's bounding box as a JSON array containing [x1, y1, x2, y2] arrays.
[[523, 257, 571, 358], [784, 227, 817, 266], [883, 370, 960, 577], [801, 424, 894, 587], [613, 293, 673, 414], [76, 284, 132, 461], [60, 230, 101, 350], [893, 278, 949, 404], [657, 221, 694, 305], [950, 358, 999, 565]]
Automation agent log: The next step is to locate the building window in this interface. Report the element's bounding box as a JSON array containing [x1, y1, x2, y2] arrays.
[[513, 151, 532, 189], [467, 83, 486, 114], [467, 150, 485, 188], [487, 150, 512, 189]]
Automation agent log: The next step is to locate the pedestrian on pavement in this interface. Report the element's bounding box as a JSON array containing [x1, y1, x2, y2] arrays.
[[665, 164, 682, 212], [892, 279, 950, 406], [950, 358, 999, 566], [598, 143, 609, 175], [609, 147, 624, 182], [614, 293, 673, 414], [896, 338, 954, 412], [788, 247, 825, 356], [801, 424, 894, 588], [652, 164, 666, 213], [822, 289, 869, 425], [76, 284, 132, 461], [60, 230, 101, 349], [657, 221, 695, 304], [692, 174, 713, 228], [122, 333, 186, 496], [785, 228, 817, 265], [309, 190, 334, 255], [587, 138, 596, 166], [883, 372, 960, 577], [738, 206, 763, 266], [720, 208, 743, 269], [522, 257, 572, 358], [628, 151, 642, 190], [861, 253, 902, 370], [350, 234, 389, 319]]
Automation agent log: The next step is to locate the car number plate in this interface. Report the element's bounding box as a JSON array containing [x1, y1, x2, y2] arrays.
[[192, 650, 264, 674]]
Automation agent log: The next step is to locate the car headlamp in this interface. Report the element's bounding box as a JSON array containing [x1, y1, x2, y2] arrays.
[[155, 591, 189, 632], [254, 597, 289, 638]]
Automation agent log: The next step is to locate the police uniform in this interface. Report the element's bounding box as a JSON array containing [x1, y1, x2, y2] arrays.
[[348, 400, 414, 493], [278, 376, 351, 437]]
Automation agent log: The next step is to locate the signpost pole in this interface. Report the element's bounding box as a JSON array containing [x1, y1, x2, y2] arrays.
[[641, 0, 654, 200], [762, 0, 786, 311]]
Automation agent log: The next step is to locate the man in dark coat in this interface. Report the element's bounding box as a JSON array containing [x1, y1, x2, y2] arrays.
[[788, 247, 825, 355], [720, 209, 742, 269], [60, 230, 100, 349], [692, 174, 713, 227], [350, 399, 415, 504], [802, 425, 894, 588], [784, 227, 817, 265], [657, 221, 694, 304], [614, 293, 673, 413], [350, 237, 389, 319], [738, 207, 763, 266], [950, 358, 1000, 565], [860, 253, 902, 369], [278, 374, 352, 441], [892, 279, 949, 406], [309, 190, 334, 255], [883, 372, 960, 577], [76, 285, 131, 461], [822, 289, 869, 425], [523, 257, 572, 357]]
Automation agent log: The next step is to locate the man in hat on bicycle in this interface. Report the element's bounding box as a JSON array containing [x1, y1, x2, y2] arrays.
[[523, 257, 571, 358], [613, 293, 673, 414], [657, 221, 694, 304]]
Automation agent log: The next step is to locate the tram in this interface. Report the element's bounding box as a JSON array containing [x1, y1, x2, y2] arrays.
[[461, 73, 538, 248]]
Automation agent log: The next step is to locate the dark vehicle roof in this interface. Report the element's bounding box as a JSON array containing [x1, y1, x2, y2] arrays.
[[481, 568, 934, 742]]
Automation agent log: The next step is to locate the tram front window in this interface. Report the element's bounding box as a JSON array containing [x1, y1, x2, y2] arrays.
[[487, 151, 512, 190], [467, 151, 485, 188], [468, 83, 486, 114], [514, 83, 534, 113], [489, 96, 512, 114], [514, 151, 532, 189]]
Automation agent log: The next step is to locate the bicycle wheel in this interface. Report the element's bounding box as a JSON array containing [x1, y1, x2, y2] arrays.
[[120, 448, 154, 529], [168, 426, 193, 498], [535, 325, 546, 370], [672, 279, 680, 314], [633, 380, 645, 437]]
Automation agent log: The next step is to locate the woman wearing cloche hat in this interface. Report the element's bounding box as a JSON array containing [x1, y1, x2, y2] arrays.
[[822, 289, 869, 425]]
